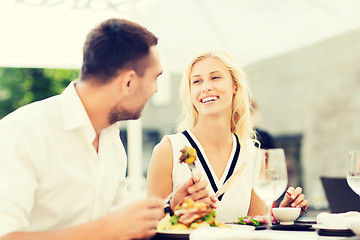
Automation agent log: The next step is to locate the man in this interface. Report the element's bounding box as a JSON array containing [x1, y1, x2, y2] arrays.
[[0, 18, 209, 240]]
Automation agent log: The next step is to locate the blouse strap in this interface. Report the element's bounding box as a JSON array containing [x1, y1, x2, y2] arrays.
[[182, 130, 219, 197]]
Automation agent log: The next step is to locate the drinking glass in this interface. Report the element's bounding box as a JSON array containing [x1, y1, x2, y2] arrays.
[[253, 148, 288, 229], [346, 151, 360, 196]]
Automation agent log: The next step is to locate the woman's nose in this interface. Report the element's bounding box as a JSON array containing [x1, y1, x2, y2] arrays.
[[202, 80, 212, 92]]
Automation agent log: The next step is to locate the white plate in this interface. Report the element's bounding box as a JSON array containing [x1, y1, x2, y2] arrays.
[[156, 230, 189, 240], [157, 224, 255, 235], [157, 229, 190, 235], [226, 224, 256, 231], [312, 224, 349, 230]]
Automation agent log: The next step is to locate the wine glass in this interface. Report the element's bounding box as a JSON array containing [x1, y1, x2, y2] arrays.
[[346, 151, 360, 196], [253, 148, 288, 229]]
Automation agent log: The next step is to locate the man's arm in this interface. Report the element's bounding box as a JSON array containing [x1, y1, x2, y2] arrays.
[[0, 122, 164, 240], [1, 197, 164, 240]]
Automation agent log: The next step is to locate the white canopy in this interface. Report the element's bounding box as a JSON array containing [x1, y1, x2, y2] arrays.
[[1, 0, 360, 70]]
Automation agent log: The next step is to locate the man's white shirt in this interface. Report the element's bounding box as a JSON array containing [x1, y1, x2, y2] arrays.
[[0, 82, 128, 237]]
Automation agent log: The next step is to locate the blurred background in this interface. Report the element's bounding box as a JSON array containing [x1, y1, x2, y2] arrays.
[[1, 0, 360, 213]]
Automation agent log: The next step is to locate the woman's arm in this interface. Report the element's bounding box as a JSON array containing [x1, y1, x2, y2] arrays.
[[147, 137, 174, 199], [147, 137, 216, 210]]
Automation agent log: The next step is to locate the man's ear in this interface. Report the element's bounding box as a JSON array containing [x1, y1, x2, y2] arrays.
[[122, 70, 136, 93]]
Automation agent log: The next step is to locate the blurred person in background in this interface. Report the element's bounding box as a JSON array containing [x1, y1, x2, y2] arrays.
[[250, 100, 275, 149], [147, 50, 308, 223]]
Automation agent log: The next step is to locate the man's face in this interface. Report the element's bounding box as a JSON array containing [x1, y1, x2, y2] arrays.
[[108, 46, 162, 124]]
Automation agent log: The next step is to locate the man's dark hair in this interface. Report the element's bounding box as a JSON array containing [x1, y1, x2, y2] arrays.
[[80, 18, 158, 84]]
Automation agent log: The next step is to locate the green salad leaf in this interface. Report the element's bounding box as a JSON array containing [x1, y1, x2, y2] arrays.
[[169, 215, 179, 225]]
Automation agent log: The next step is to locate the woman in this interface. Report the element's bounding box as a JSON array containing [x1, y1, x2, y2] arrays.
[[147, 50, 308, 222]]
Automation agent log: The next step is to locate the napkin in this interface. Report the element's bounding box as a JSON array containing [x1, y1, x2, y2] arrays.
[[189, 227, 316, 240], [316, 211, 360, 235]]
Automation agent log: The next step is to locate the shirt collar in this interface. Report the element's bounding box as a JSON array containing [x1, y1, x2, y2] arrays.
[[60, 81, 95, 142], [60, 81, 121, 143]]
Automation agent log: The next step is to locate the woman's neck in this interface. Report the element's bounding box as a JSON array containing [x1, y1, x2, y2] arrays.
[[191, 114, 233, 148]]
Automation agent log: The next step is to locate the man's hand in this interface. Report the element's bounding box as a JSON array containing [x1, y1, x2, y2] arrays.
[[107, 197, 164, 240], [0, 197, 165, 240]]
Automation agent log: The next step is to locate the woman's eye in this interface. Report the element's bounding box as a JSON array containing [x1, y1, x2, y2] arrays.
[[192, 79, 200, 84], [212, 76, 220, 80]]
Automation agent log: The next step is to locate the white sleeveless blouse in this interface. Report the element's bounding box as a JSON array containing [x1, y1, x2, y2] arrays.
[[166, 130, 257, 223]]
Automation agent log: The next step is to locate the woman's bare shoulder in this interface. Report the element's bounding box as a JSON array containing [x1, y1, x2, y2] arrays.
[[153, 136, 172, 156]]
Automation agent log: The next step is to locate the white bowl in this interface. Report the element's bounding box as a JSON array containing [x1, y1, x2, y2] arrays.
[[348, 218, 360, 236], [272, 207, 301, 225]]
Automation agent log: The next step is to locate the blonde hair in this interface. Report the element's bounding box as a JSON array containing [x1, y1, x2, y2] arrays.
[[177, 50, 256, 145]]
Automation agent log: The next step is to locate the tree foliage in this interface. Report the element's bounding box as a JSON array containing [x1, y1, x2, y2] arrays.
[[0, 68, 79, 118]]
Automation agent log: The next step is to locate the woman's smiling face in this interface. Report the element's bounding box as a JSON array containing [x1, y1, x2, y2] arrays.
[[190, 57, 236, 117]]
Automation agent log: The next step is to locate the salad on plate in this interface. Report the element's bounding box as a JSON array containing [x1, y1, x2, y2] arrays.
[[157, 197, 228, 231], [234, 215, 278, 226]]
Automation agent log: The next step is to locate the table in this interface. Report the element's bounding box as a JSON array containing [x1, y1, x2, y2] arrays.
[[150, 227, 359, 240]]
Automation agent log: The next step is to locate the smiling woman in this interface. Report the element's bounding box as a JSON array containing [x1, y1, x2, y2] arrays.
[[147, 50, 261, 222], [189, 57, 235, 119], [147, 50, 308, 223], [178, 51, 253, 139]]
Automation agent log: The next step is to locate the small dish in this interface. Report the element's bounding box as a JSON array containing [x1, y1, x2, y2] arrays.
[[312, 224, 355, 237], [273, 223, 313, 231], [348, 218, 360, 236], [272, 207, 301, 225]]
